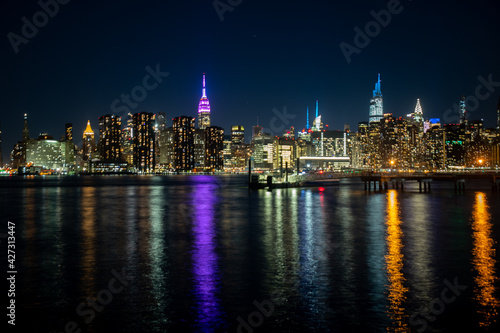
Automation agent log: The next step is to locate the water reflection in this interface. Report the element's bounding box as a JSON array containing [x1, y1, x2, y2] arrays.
[[148, 185, 170, 323], [22, 188, 37, 299], [471, 192, 499, 327], [80, 186, 97, 295], [298, 189, 329, 328], [385, 190, 408, 331], [191, 180, 223, 331], [366, 194, 386, 322]]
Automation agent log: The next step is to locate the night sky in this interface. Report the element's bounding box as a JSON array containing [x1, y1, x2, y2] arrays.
[[1, 0, 499, 163]]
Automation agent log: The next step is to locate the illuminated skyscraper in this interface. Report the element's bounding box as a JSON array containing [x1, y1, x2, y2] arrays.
[[121, 113, 134, 166], [311, 100, 323, 132], [82, 120, 95, 164], [414, 99, 423, 124], [205, 126, 225, 171], [98, 114, 122, 162], [133, 112, 156, 173], [198, 73, 211, 130], [459, 96, 467, 125], [369, 74, 383, 123], [22, 113, 30, 142], [194, 128, 205, 169], [11, 114, 31, 168], [65, 123, 73, 141], [173, 116, 195, 171]]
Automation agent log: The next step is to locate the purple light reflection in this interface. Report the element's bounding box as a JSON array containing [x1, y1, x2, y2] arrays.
[[191, 180, 224, 331]]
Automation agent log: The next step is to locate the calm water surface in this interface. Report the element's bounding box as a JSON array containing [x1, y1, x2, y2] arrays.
[[1, 175, 499, 332]]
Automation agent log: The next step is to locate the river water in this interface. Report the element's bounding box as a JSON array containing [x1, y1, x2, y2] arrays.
[[1, 175, 499, 332]]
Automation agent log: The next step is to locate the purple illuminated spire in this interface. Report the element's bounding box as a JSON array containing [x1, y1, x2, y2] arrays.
[[198, 73, 211, 129]]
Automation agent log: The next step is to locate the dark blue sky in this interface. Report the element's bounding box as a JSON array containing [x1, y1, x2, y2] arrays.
[[1, 0, 499, 163]]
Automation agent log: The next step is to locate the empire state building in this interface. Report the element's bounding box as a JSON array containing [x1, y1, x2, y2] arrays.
[[198, 73, 211, 129]]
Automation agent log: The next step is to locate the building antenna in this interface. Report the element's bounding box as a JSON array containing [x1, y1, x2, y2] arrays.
[[306, 106, 310, 130]]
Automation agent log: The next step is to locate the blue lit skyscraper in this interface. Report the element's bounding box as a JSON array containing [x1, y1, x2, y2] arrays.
[[459, 96, 467, 125], [369, 74, 383, 123]]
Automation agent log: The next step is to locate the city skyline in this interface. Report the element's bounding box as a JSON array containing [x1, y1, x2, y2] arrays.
[[3, 70, 500, 165], [1, 0, 500, 164]]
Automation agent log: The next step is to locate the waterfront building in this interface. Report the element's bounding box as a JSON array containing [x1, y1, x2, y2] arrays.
[[252, 132, 274, 170], [349, 122, 369, 168], [223, 135, 232, 170], [205, 126, 225, 171], [425, 123, 446, 169], [132, 112, 156, 173], [173, 116, 195, 171], [444, 123, 467, 167], [82, 120, 96, 170], [194, 128, 205, 170], [155, 112, 167, 164], [273, 137, 296, 171], [11, 114, 32, 168], [26, 133, 75, 171], [159, 127, 175, 168], [98, 114, 122, 162], [121, 114, 134, 166]]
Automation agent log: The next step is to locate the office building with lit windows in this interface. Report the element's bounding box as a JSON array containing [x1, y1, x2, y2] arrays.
[[159, 127, 175, 167], [194, 128, 205, 169], [205, 126, 224, 171], [133, 112, 156, 173], [98, 115, 122, 162], [231, 126, 245, 144], [82, 120, 96, 170], [173, 116, 195, 171]]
